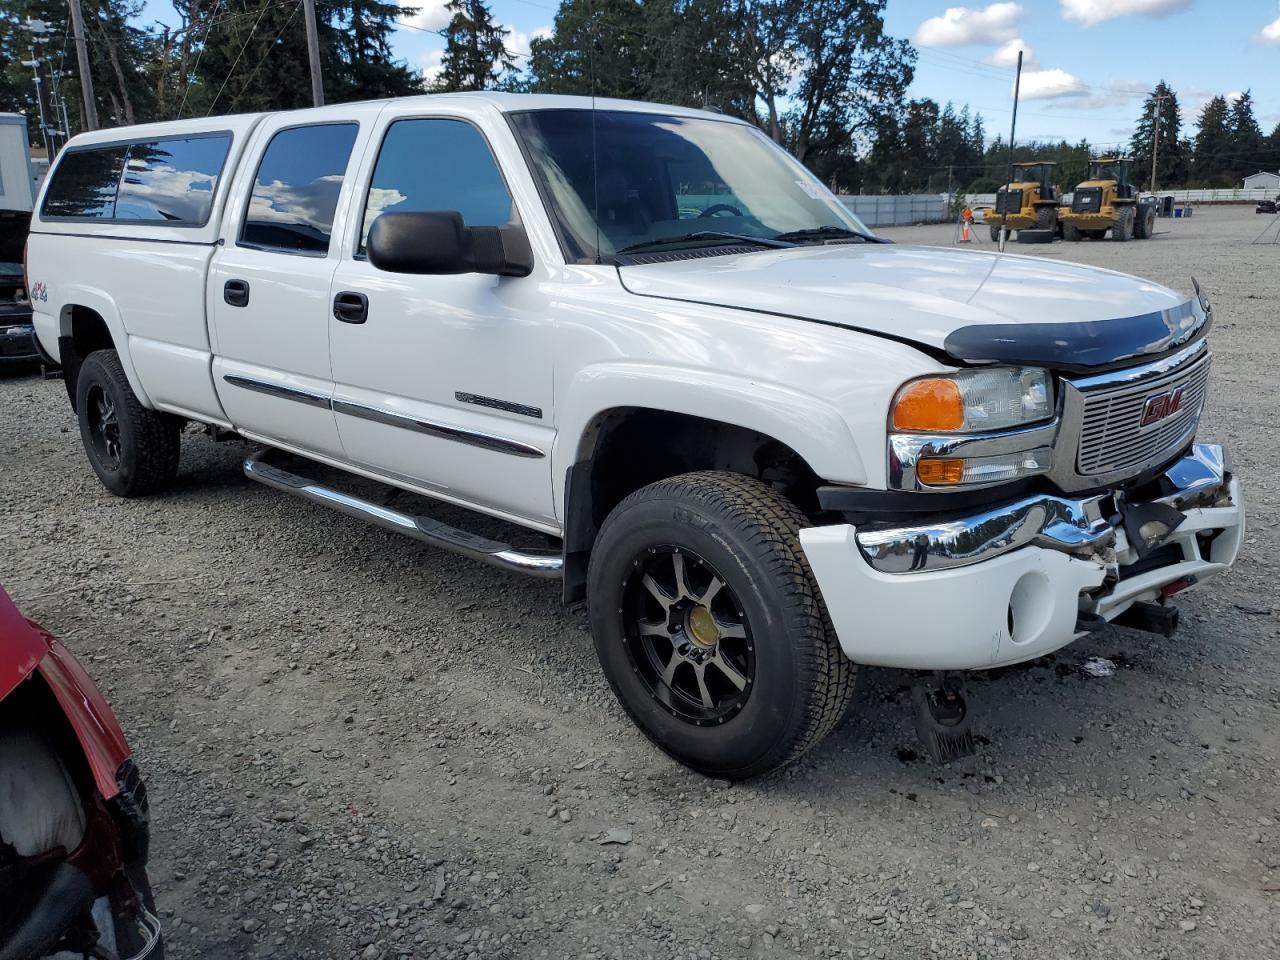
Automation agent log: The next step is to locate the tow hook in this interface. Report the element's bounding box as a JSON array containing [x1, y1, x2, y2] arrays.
[[1113, 600, 1180, 638], [911, 672, 977, 764]]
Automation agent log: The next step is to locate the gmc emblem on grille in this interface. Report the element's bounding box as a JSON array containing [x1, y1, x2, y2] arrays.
[[1140, 387, 1185, 427]]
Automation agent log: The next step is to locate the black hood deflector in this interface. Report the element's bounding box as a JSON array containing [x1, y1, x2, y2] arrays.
[[942, 298, 1209, 373]]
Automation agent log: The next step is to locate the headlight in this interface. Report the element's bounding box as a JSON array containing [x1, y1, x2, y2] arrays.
[[891, 367, 1053, 434]]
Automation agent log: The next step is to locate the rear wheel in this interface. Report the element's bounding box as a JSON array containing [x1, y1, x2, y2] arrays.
[[1063, 223, 1081, 242], [76, 350, 181, 497], [1133, 205, 1155, 239], [587, 471, 855, 779], [988, 224, 1001, 242]]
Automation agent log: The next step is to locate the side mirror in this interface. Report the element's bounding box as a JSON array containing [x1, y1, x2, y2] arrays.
[[367, 211, 533, 278]]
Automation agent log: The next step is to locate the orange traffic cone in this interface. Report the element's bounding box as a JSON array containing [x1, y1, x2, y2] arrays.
[[961, 219, 971, 242]]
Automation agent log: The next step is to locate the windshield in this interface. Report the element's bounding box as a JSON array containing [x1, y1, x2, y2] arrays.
[[1090, 162, 1127, 182], [1014, 164, 1050, 185], [509, 109, 874, 262]]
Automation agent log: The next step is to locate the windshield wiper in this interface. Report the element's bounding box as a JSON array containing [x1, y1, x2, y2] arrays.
[[617, 231, 796, 255], [770, 225, 888, 244]]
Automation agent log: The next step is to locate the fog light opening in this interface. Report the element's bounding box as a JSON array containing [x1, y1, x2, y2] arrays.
[[1008, 572, 1053, 645]]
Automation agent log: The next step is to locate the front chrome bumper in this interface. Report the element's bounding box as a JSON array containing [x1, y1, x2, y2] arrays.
[[858, 443, 1231, 575], [799, 443, 1244, 670]]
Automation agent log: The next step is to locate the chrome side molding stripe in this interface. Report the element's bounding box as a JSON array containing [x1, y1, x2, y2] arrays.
[[222, 374, 331, 409], [243, 450, 562, 578], [331, 399, 546, 459], [221, 375, 545, 459], [454, 391, 543, 420]]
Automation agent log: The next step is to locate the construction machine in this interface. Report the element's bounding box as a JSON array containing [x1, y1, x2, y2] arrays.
[[1059, 157, 1157, 242], [979, 161, 1061, 241]]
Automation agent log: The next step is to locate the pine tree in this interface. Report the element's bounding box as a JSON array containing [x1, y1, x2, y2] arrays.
[[434, 0, 515, 93], [526, 0, 653, 101], [1228, 89, 1264, 181], [1193, 95, 1232, 186], [1129, 81, 1185, 189]]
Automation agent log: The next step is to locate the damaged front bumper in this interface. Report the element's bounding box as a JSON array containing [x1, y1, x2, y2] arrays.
[[799, 443, 1244, 670]]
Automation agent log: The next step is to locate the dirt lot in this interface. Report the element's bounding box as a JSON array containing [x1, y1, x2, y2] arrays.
[[3, 205, 1278, 960]]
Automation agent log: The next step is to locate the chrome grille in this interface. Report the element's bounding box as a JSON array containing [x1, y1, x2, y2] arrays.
[[1075, 352, 1211, 475]]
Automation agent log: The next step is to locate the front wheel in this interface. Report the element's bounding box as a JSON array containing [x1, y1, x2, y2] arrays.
[[76, 350, 181, 497], [587, 472, 856, 779]]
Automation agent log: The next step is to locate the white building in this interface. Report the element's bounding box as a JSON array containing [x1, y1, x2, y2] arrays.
[[1242, 170, 1280, 191]]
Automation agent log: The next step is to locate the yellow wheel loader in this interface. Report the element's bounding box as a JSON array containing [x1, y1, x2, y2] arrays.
[[981, 162, 1061, 242], [1059, 157, 1157, 242]]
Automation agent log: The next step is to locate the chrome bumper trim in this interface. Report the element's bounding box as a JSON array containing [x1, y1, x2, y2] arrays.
[[857, 442, 1231, 574]]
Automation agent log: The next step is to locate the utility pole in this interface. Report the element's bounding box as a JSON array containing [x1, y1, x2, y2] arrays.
[[999, 50, 1024, 253], [1149, 92, 1172, 195], [23, 19, 64, 156], [67, 0, 98, 131], [302, 0, 324, 107]]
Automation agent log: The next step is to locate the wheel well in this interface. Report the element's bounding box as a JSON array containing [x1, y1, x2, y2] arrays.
[[58, 305, 115, 410], [562, 408, 823, 604]]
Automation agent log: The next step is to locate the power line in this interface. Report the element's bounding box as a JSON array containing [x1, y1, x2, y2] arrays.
[[205, 0, 276, 116], [177, 0, 226, 119]]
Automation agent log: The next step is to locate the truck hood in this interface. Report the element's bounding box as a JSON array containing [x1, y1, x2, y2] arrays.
[[617, 244, 1207, 371]]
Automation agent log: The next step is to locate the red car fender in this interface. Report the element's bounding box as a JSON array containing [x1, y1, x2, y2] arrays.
[[0, 587, 46, 702], [34, 635, 131, 801], [1, 587, 131, 801]]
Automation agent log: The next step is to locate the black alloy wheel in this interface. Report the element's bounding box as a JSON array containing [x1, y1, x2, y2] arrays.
[[85, 382, 122, 469], [621, 546, 754, 726]]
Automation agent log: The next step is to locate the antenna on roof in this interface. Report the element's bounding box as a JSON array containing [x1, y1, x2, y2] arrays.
[[589, 0, 601, 264]]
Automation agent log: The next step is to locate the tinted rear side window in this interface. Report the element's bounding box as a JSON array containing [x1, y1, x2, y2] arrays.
[[115, 135, 232, 224], [42, 135, 232, 223], [241, 123, 359, 255], [41, 146, 128, 218]]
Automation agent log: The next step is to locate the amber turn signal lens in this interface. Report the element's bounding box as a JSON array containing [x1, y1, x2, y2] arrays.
[[917, 458, 965, 485], [892, 378, 964, 431]]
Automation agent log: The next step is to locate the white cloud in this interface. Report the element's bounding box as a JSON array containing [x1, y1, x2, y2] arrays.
[[982, 37, 1031, 67], [417, 48, 445, 86], [1263, 15, 1280, 43], [912, 3, 1022, 47], [1060, 0, 1192, 28], [1043, 79, 1147, 110], [505, 24, 552, 63], [1019, 68, 1089, 99], [400, 0, 450, 33], [248, 175, 344, 233]]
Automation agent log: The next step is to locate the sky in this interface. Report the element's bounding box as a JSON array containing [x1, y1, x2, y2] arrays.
[[142, 0, 1280, 152]]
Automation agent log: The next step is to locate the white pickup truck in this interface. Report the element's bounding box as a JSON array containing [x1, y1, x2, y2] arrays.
[[26, 94, 1244, 777]]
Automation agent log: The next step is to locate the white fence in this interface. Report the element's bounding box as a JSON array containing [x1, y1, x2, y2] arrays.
[[965, 187, 1277, 208], [838, 195, 950, 226]]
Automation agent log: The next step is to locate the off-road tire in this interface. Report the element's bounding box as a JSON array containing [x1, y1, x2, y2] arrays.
[[76, 349, 181, 497], [1016, 228, 1054, 244], [1063, 223, 1081, 242], [1111, 207, 1134, 242], [988, 223, 1001, 242], [1035, 205, 1058, 232], [1133, 205, 1155, 239], [587, 471, 856, 779]]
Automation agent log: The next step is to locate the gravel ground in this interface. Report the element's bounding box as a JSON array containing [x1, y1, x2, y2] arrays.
[[3, 204, 1278, 960]]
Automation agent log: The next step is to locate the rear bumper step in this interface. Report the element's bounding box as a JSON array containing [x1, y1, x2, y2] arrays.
[[243, 450, 563, 579]]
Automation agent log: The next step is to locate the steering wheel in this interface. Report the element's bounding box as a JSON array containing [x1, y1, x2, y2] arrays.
[[699, 203, 744, 218]]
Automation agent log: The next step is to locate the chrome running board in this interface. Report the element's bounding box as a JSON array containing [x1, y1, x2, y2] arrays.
[[243, 450, 563, 579]]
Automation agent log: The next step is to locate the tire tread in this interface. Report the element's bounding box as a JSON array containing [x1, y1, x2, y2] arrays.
[[596, 471, 856, 776], [78, 349, 181, 497]]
